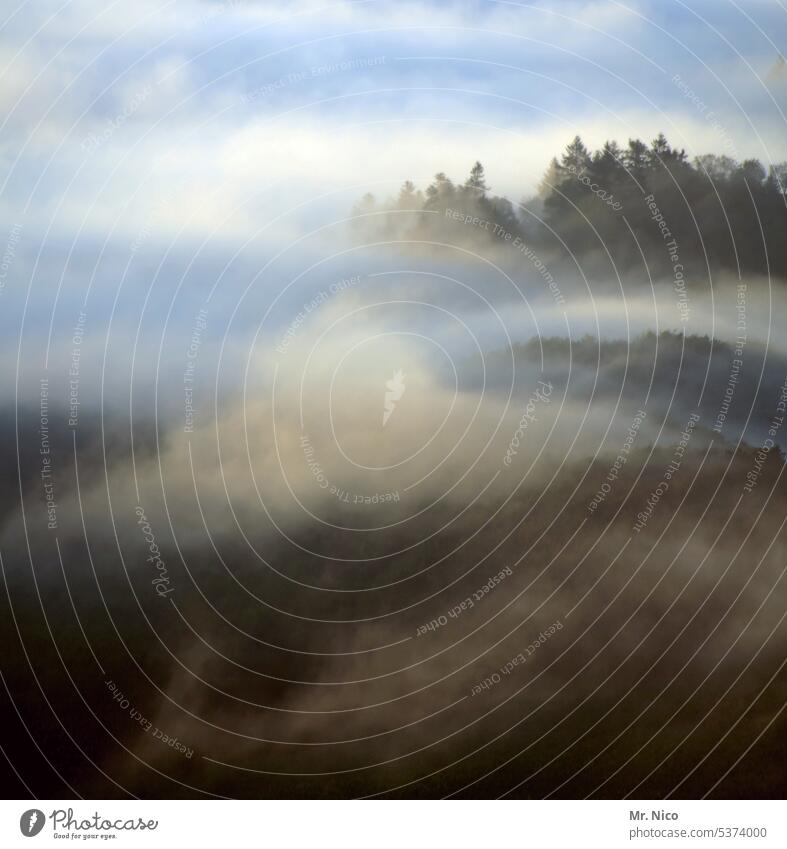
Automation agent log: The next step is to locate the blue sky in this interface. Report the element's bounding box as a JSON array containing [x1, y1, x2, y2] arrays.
[[2, 0, 785, 230]]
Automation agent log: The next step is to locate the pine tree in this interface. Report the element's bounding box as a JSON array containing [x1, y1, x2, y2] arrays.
[[648, 133, 687, 169], [464, 161, 488, 194], [424, 172, 455, 209], [561, 136, 591, 173], [590, 141, 623, 185], [623, 138, 648, 177]]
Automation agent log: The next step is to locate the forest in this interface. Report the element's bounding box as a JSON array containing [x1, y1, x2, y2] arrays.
[[354, 135, 787, 280]]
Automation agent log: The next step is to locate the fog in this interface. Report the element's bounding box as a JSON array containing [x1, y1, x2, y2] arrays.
[[3, 207, 786, 797], [2, 1, 786, 796]]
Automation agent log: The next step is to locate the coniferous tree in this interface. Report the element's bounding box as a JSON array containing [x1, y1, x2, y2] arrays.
[[424, 172, 456, 210], [464, 161, 488, 194], [560, 135, 591, 174], [350, 133, 787, 278]]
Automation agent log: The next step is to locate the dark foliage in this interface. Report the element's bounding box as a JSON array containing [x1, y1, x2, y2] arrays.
[[355, 137, 787, 280]]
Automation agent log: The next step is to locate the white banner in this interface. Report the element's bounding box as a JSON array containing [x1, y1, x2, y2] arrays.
[[1, 800, 783, 848]]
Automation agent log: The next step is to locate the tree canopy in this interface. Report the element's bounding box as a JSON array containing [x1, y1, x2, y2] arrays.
[[352, 135, 787, 280]]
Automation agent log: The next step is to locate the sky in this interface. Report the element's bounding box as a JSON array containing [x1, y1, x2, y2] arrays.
[[0, 0, 785, 403], [1, 0, 785, 240]]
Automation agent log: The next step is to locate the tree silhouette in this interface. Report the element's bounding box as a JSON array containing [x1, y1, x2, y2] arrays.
[[464, 161, 488, 194], [350, 134, 787, 279]]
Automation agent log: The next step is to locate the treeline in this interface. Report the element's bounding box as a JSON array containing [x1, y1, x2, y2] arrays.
[[351, 160, 522, 244], [353, 135, 787, 279], [541, 134, 787, 278]]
